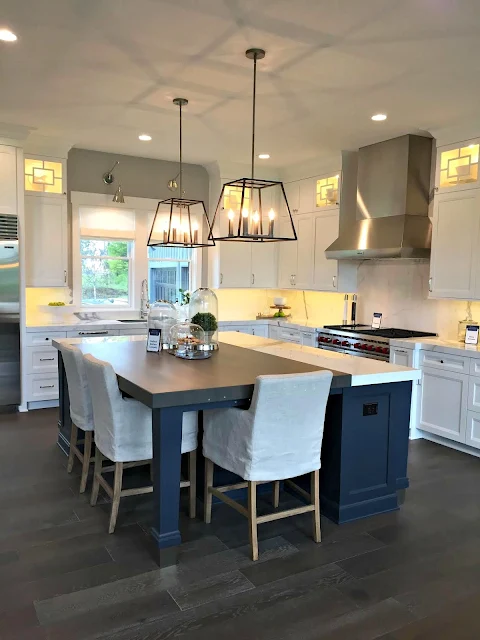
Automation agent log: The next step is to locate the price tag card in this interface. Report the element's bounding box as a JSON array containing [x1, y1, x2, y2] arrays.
[[146, 328, 161, 352], [372, 312, 383, 329], [465, 325, 479, 345]]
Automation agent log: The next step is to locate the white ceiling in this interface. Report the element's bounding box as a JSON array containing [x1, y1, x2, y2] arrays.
[[2, 0, 480, 168]]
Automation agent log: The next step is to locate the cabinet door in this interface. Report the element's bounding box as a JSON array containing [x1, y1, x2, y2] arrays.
[[301, 331, 316, 347], [217, 211, 252, 288], [278, 217, 298, 288], [25, 196, 68, 287], [295, 214, 314, 289], [430, 191, 480, 299], [251, 242, 277, 288], [251, 325, 268, 337], [283, 182, 299, 215], [418, 366, 468, 443], [390, 347, 413, 367], [435, 141, 480, 193], [269, 325, 281, 340], [466, 411, 480, 449], [0, 146, 17, 215], [298, 179, 314, 214], [313, 211, 340, 291]]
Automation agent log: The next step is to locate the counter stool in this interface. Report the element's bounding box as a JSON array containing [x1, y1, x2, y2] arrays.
[[203, 370, 333, 561], [83, 354, 198, 533], [60, 344, 95, 493]]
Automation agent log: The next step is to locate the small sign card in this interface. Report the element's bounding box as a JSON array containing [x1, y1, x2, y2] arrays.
[[146, 328, 161, 352], [465, 325, 479, 345], [372, 312, 383, 329]]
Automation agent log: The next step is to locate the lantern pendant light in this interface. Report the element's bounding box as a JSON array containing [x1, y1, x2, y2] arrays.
[[209, 49, 297, 243], [148, 98, 215, 249]]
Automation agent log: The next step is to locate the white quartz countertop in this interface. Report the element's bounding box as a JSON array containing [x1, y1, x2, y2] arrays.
[[391, 336, 480, 359], [219, 333, 420, 386]]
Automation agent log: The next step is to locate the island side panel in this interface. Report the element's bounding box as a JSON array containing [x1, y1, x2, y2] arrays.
[[57, 351, 72, 455]]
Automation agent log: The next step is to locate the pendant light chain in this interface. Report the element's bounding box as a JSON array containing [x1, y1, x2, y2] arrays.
[[179, 100, 183, 199]]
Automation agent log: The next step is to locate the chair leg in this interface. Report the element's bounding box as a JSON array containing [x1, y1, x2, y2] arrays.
[[67, 423, 78, 473], [272, 481, 280, 509], [90, 447, 103, 506], [188, 450, 197, 519], [311, 469, 321, 543], [79, 431, 93, 494], [204, 458, 214, 524], [248, 481, 259, 561], [108, 462, 123, 534]]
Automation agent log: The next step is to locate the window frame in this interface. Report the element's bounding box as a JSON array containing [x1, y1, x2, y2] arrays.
[[80, 237, 134, 308], [71, 192, 203, 311]]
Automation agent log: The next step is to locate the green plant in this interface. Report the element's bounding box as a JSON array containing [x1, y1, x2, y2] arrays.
[[178, 289, 190, 305], [191, 312, 218, 333]]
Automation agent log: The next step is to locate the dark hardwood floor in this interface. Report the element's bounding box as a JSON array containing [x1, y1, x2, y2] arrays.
[[2, 409, 480, 639]]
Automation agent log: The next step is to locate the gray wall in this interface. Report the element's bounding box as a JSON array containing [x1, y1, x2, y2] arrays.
[[67, 148, 209, 203]]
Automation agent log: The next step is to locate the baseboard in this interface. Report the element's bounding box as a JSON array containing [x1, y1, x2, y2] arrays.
[[320, 491, 399, 524], [27, 399, 59, 410], [419, 431, 480, 459]]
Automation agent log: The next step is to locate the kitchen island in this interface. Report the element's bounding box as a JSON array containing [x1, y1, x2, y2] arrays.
[[53, 333, 419, 559]]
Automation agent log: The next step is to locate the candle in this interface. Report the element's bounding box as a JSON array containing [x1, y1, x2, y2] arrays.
[[268, 208, 275, 237], [228, 209, 235, 236], [192, 222, 199, 244], [242, 208, 249, 235], [171, 223, 177, 243], [252, 211, 260, 236]]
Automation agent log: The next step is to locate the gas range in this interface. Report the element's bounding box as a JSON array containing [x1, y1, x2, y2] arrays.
[[316, 325, 437, 361]]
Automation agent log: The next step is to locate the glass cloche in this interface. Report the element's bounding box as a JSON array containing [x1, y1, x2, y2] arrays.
[[189, 288, 219, 350], [168, 322, 211, 359], [147, 301, 177, 347]]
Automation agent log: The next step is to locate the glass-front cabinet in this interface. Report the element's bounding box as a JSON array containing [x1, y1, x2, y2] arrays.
[[436, 141, 480, 192], [314, 172, 341, 210], [24, 155, 66, 195]]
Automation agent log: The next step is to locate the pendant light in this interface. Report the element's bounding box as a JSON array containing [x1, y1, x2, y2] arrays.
[[209, 49, 296, 243], [148, 98, 215, 248]]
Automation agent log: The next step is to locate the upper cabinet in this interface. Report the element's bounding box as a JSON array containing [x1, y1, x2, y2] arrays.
[[429, 190, 480, 299], [435, 141, 480, 193], [0, 146, 18, 215], [283, 172, 341, 216], [314, 173, 341, 211], [24, 156, 66, 196]]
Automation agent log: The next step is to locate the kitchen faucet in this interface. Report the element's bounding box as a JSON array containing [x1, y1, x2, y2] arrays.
[[140, 279, 150, 320]]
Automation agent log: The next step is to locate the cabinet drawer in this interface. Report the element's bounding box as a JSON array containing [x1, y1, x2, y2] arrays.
[[419, 350, 469, 373], [26, 374, 59, 401], [470, 359, 480, 375], [466, 411, 480, 449], [117, 328, 146, 335], [25, 347, 58, 374], [279, 329, 301, 344], [468, 376, 480, 413], [24, 331, 67, 347], [66, 329, 119, 338]]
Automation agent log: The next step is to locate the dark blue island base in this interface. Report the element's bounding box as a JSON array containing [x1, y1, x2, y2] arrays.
[[57, 348, 411, 530]]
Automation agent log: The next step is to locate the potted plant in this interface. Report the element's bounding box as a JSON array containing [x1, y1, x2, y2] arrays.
[[191, 311, 218, 344]]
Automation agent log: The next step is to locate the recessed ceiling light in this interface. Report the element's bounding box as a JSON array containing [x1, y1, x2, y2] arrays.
[[0, 29, 17, 42], [138, 134, 152, 141], [371, 113, 387, 122], [258, 153, 270, 159]]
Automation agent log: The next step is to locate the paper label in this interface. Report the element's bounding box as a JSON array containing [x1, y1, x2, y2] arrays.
[[147, 328, 161, 352], [372, 312, 382, 329], [465, 325, 479, 345]]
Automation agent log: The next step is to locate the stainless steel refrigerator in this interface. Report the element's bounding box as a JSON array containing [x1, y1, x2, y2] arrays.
[[0, 215, 20, 409]]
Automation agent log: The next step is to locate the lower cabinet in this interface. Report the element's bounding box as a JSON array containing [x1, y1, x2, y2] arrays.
[[466, 411, 480, 449], [390, 346, 414, 367], [300, 330, 316, 348], [418, 365, 468, 443]]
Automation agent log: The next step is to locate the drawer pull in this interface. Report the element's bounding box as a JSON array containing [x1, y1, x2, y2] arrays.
[[78, 331, 109, 336], [40, 385, 55, 389], [440, 360, 444, 364], [39, 357, 55, 362]]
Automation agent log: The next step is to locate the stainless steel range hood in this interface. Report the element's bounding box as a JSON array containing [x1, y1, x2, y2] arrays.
[[325, 134, 433, 260]]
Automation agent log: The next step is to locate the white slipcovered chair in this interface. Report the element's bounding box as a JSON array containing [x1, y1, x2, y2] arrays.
[[203, 370, 333, 561], [60, 343, 95, 493], [83, 353, 198, 533]]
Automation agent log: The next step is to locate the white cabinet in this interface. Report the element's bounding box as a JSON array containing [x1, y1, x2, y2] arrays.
[[269, 325, 282, 340], [312, 211, 357, 293], [0, 145, 18, 215], [300, 330, 316, 348], [25, 196, 68, 287], [435, 141, 480, 194], [252, 324, 268, 337], [295, 214, 314, 289], [283, 179, 314, 215], [278, 327, 302, 344], [429, 190, 480, 299], [251, 242, 277, 288], [390, 346, 414, 367], [278, 216, 300, 288], [418, 366, 468, 443], [466, 411, 480, 449]]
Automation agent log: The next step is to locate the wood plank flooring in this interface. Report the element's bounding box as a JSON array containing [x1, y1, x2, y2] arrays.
[[2, 408, 480, 639]]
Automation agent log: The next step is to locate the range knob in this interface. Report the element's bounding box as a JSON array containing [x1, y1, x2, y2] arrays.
[[324, 337, 332, 343], [375, 346, 383, 353], [332, 339, 341, 345], [318, 336, 325, 342], [360, 344, 368, 350], [382, 347, 390, 355], [342, 341, 350, 347], [366, 345, 375, 351], [354, 343, 361, 349]]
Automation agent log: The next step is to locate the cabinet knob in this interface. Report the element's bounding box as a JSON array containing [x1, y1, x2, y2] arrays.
[[440, 360, 444, 364]]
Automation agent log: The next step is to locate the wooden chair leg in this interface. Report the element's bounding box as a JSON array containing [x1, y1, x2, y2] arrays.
[[248, 481, 259, 561], [79, 431, 93, 494], [188, 450, 197, 519], [272, 481, 280, 509], [67, 423, 78, 473], [90, 447, 103, 506], [108, 462, 123, 534], [204, 458, 214, 524], [311, 469, 321, 543]]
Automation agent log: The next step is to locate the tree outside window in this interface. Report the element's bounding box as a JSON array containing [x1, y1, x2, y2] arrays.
[[81, 239, 132, 306]]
